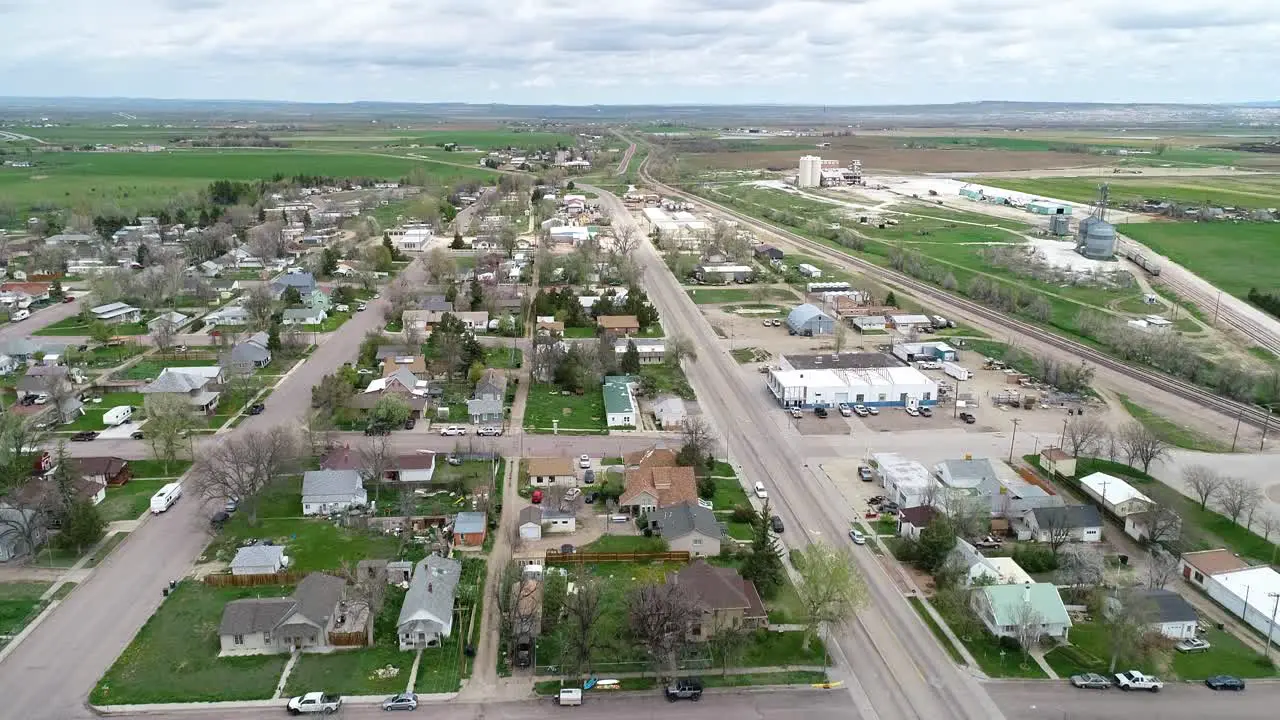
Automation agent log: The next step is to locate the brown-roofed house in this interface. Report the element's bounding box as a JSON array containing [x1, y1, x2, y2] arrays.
[[535, 320, 565, 337], [668, 560, 767, 640], [1039, 447, 1076, 478], [0, 282, 52, 300], [1179, 549, 1250, 590], [381, 355, 427, 377], [75, 456, 131, 487], [897, 506, 938, 540], [525, 457, 577, 486], [623, 444, 678, 470], [620, 466, 696, 515], [596, 315, 640, 335]]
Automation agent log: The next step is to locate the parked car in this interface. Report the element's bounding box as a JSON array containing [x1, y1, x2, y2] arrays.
[[62, 295, 75, 303], [973, 536, 1003, 550], [665, 677, 703, 702], [1115, 670, 1163, 692], [878, 500, 900, 513], [578, 454, 591, 469], [1175, 637, 1211, 653], [959, 412, 976, 424], [476, 426, 502, 436], [770, 515, 784, 533], [789, 407, 803, 419], [583, 492, 598, 504], [403, 417, 417, 430], [564, 487, 582, 502], [1070, 673, 1112, 690], [1205, 675, 1246, 691], [857, 465, 874, 482], [247, 403, 265, 415], [71, 431, 98, 442], [852, 404, 870, 417], [838, 403, 852, 417], [356, 303, 367, 312], [753, 482, 768, 499], [919, 406, 933, 417], [905, 407, 920, 417], [287, 692, 342, 714], [814, 406, 828, 418], [560, 543, 575, 554], [224, 497, 239, 513], [583, 469, 595, 485], [439, 425, 466, 436], [866, 406, 879, 415], [381, 693, 418, 711], [848, 529, 866, 545]]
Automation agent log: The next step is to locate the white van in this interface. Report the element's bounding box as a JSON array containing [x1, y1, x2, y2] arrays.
[[12, 309, 30, 321], [557, 688, 582, 706], [150, 482, 183, 514], [103, 405, 133, 426]]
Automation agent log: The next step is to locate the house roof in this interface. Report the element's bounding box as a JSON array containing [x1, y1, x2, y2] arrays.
[[397, 555, 462, 633], [140, 367, 219, 393], [1041, 447, 1073, 462], [283, 308, 323, 322], [518, 505, 543, 527], [394, 453, 436, 471], [228, 336, 272, 364], [1180, 549, 1250, 577], [382, 355, 426, 376], [0, 282, 50, 296], [671, 560, 766, 618], [375, 345, 416, 360], [454, 511, 487, 535], [597, 315, 639, 330], [467, 398, 503, 415], [476, 368, 508, 396], [624, 444, 678, 469], [319, 447, 361, 471], [603, 375, 637, 415], [621, 466, 697, 508], [148, 311, 190, 328], [25, 365, 68, 378], [898, 505, 938, 528], [292, 573, 346, 628], [272, 272, 316, 289], [1079, 472, 1153, 507], [91, 302, 139, 319], [231, 544, 286, 570], [1131, 589, 1198, 624], [219, 597, 297, 636], [526, 457, 575, 477], [651, 502, 722, 540], [978, 583, 1071, 628], [301, 469, 363, 499], [74, 456, 128, 478], [786, 303, 832, 329], [1031, 504, 1103, 529], [936, 458, 1000, 488]]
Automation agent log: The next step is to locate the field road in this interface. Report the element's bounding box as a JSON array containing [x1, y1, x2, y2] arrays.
[[615, 143, 636, 176], [0, 130, 49, 143], [589, 183, 1005, 720]]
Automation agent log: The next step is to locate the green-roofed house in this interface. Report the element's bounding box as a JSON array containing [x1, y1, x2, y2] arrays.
[[971, 582, 1072, 642], [603, 375, 639, 428]]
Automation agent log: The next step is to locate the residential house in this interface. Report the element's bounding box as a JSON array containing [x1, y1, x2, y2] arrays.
[[147, 311, 189, 333], [90, 302, 142, 324], [419, 295, 454, 313], [231, 545, 290, 576], [1179, 549, 1249, 590], [223, 331, 272, 373], [218, 573, 350, 655], [1039, 447, 1077, 478], [624, 444, 678, 470], [1115, 589, 1199, 640], [971, 582, 1072, 641], [518, 506, 545, 541], [402, 310, 489, 332], [535, 320, 564, 337], [650, 395, 688, 430], [950, 539, 1033, 587], [17, 365, 70, 401], [613, 337, 664, 364], [300, 469, 367, 515], [755, 245, 784, 262], [0, 354, 20, 375], [525, 457, 577, 487], [597, 315, 640, 336], [519, 505, 575, 535], [199, 260, 223, 277], [0, 338, 43, 364], [1124, 508, 1183, 544], [453, 511, 487, 546], [303, 288, 331, 311], [0, 507, 45, 561], [205, 306, 251, 326], [381, 355, 426, 377], [668, 560, 768, 640], [140, 367, 222, 414], [269, 272, 317, 298], [619, 465, 697, 516], [0, 282, 50, 302], [1015, 505, 1103, 543], [647, 502, 723, 557], [374, 345, 418, 362], [1079, 472, 1154, 518], [397, 555, 462, 650], [603, 375, 638, 428], [74, 456, 131, 487], [385, 454, 437, 484], [897, 505, 938, 540], [282, 307, 326, 326], [468, 369, 507, 424]]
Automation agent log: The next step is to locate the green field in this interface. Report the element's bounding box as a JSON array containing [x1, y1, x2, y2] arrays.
[[523, 383, 607, 433], [1121, 223, 1280, 298], [974, 176, 1280, 210]]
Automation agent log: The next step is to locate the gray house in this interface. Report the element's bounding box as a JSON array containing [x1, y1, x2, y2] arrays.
[[1017, 505, 1104, 543], [648, 501, 723, 557], [785, 303, 835, 336], [467, 369, 507, 424], [231, 544, 289, 575], [270, 272, 317, 298], [301, 470, 367, 516], [218, 573, 349, 656], [223, 331, 272, 373], [397, 555, 463, 650]]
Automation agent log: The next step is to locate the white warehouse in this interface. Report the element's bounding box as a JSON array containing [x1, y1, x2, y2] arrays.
[[766, 366, 938, 409], [1203, 566, 1280, 645]]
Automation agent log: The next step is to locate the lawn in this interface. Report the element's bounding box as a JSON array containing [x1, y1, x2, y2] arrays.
[[730, 347, 770, 364], [1043, 622, 1276, 680], [975, 177, 1280, 211], [36, 317, 149, 336], [1122, 223, 1280, 301], [116, 358, 223, 381], [90, 582, 288, 704], [932, 599, 1046, 678], [59, 392, 146, 431], [300, 311, 352, 333], [206, 516, 401, 572], [637, 322, 664, 339], [523, 383, 607, 433], [639, 363, 695, 400], [98, 480, 167, 523], [701, 670, 827, 687], [907, 597, 966, 665], [1117, 394, 1228, 452], [484, 346, 523, 369], [707, 477, 750, 512], [583, 535, 669, 553], [562, 326, 595, 339], [686, 287, 797, 305], [128, 459, 193, 478], [0, 582, 50, 637], [75, 344, 148, 368]]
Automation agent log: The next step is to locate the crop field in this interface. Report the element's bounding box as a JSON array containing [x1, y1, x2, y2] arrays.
[[973, 176, 1280, 210], [1120, 222, 1280, 298]]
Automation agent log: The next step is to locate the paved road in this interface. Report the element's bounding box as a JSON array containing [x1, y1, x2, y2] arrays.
[[590, 185, 1005, 720], [986, 679, 1276, 719], [0, 296, 84, 344]]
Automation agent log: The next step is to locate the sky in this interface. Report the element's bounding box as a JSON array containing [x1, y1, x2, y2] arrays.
[[1, 0, 1277, 105]]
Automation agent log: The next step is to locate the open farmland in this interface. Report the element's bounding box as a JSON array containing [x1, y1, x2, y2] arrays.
[[973, 175, 1280, 210], [1120, 222, 1280, 298]]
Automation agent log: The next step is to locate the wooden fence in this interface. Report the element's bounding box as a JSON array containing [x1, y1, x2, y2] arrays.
[[543, 550, 691, 565], [327, 631, 368, 647], [203, 571, 303, 587]]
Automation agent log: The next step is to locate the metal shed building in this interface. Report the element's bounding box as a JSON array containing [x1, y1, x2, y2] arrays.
[[785, 303, 835, 336]]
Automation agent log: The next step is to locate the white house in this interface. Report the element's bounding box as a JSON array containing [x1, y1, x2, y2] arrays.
[[539, 506, 576, 534], [603, 375, 639, 428], [231, 545, 289, 576], [971, 582, 1072, 642], [90, 302, 141, 325], [1078, 472, 1154, 517], [1016, 505, 1104, 543], [524, 457, 577, 487], [397, 555, 462, 651], [872, 453, 934, 508], [300, 470, 367, 515], [951, 539, 1033, 587], [282, 308, 327, 326], [518, 505, 544, 541], [1115, 589, 1199, 640]]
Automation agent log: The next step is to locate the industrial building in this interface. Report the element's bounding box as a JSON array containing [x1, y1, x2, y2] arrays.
[[1026, 201, 1072, 216], [892, 341, 958, 363], [872, 453, 935, 508], [640, 207, 708, 247], [694, 263, 754, 284], [765, 366, 938, 410], [798, 156, 822, 188], [778, 352, 900, 372], [785, 303, 835, 336], [1202, 566, 1280, 645]]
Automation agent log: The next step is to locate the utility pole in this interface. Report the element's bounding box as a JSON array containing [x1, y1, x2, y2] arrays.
[[1262, 404, 1275, 451], [1231, 406, 1243, 452], [953, 377, 963, 419], [1059, 417, 1068, 450], [1213, 291, 1222, 327], [1008, 418, 1021, 463], [1267, 592, 1280, 660]]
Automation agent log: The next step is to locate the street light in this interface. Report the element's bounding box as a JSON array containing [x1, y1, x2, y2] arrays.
[[1008, 418, 1021, 463]]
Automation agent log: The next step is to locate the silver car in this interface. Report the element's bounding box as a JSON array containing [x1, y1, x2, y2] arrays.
[[476, 426, 503, 436], [382, 692, 418, 710], [1070, 673, 1112, 690]]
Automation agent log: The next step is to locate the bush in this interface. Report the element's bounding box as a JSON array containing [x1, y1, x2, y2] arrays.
[[697, 476, 716, 500], [1012, 544, 1059, 573], [730, 505, 755, 524], [998, 635, 1022, 652]]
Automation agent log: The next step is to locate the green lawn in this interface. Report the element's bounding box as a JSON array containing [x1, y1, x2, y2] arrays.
[[36, 317, 149, 336], [708, 477, 750, 512], [639, 363, 694, 400], [686, 287, 797, 305], [583, 535, 668, 553], [907, 597, 966, 665], [484, 346, 523, 369], [1118, 394, 1228, 452], [1044, 622, 1276, 680], [90, 582, 288, 704], [98, 480, 167, 523], [932, 599, 1046, 678], [206, 517, 401, 572], [523, 383, 607, 433], [59, 392, 146, 431], [637, 322, 664, 339], [75, 344, 148, 368], [0, 582, 50, 637], [976, 177, 1280, 211], [701, 670, 827, 687], [300, 311, 352, 333], [562, 326, 595, 338], [116, 358, 222, 381], [128, 459, 193, 479], [1122, 223, 1280, 301]]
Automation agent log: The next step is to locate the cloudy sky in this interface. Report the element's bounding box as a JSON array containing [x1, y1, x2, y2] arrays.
[[1, 0, 1277, 105]]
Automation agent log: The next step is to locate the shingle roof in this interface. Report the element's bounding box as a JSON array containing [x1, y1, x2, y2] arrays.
[[293, 573, 346, 628], [518, 505, 543, 526], [231, 544, 286, 571], [454, 511, 487, 535], [671, 560, 766, 618], [141, 367, 219, 393], [597, 315, 639, 330], [74, 456, 128, 479], [525, 457, 575, 477], [219, 597, 297, 635], [898, 505, 937, 528], [301, 469, 364, 499], [1180, 549, 1250, 577], [398, 555, 462, 634], [621, 466, 697, 508], [1032, 504, 1102, 529], [624, 444, 678, 469], [1131, 589, 1198, 624], [283, 308, 323, 322], [651, 502, 722, 540]]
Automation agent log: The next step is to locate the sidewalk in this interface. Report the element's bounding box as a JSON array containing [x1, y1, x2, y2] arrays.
[[531, 664, 827, 681], [93, 692, 460, 715]]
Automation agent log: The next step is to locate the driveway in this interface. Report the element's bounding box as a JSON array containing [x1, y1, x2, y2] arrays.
[[97, 421, 145, 440]]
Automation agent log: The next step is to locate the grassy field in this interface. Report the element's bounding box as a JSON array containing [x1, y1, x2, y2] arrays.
[[1043, 623, 1276, 680], [1117, 394, 1229, 452], [205, 516, 400, 572], [98, 480, 168, 523], [90, 582, 289, 704], [974, 176, 1280, 210], [523, 383, 607, 433], [116, 358, 222, 381], [1121, 223, 1280, 299], [484, 346, 523, 369], [0, 582, 50, 638], [686, 287, 798, 305], [60, 392, 146, 431], [36, 317, 149, 336]]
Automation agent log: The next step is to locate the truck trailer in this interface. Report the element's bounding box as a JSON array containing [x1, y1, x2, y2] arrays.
[[942, 362, 972, 381]]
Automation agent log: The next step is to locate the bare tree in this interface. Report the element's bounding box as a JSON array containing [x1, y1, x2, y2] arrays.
[[1146, 548, 1180, 590], [678, 416, 716, 470], [832, 321, 848, 354], [150, 315, 177, 355], [1118, 422, 1170, 473], [337, 559, 388, 645], [242, 283, 276, 331], [1011, 602, 1046, 667], [1040, 507, 1076, 560], [190, 426, 302, 526], [1138, 505, 1182, 545], [146, 393, 195, 474], [1182, 465, 1222, 510], [1099, 589, 1167, 673], [1258, 512, 1279, 543], [614, 224, 639, 257], [706, 625, 750, 676], [304, 410, 337, 457], [1057, 545, 1105, 598], [1064, 416, 1106, 458], [40, 374, 77, 426], [626, 582, 699, 676], [1217, 476, 1263, 527], [664, 334, 697, 368], [794, 543, 868, 653], [359, 435, 395, 505], [248, 221, 285, 263], [424, 247, 456, 284]]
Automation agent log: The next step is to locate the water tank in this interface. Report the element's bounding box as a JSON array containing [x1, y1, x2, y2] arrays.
[[1077, 217, 1116, 259], [1049, 215, 1071, 237]]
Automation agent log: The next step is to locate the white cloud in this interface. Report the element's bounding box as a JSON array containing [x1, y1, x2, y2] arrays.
[[0, 0, 1277, 103]]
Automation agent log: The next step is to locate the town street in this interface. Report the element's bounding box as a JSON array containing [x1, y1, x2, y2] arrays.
[[986, 679, 1276, 719]]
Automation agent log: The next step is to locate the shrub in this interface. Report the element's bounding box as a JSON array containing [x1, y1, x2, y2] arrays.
[[1012, 544, 1059, 573], [730, 506, 755, 524], [697, 476, 716, 500], [998, 635, 1022, 652]]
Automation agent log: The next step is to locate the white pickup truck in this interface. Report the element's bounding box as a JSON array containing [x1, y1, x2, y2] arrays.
[[287, 692, 342, 714], [1115, 670, 1163, 692]]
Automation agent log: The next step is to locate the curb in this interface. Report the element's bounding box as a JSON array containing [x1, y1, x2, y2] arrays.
[[531, 682, 831, 699], [91, 692, 460, 714]]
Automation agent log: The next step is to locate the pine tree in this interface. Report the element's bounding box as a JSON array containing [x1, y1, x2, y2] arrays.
[[884, 291, 897, 307], [620, 340, 641, 374], [741, 500, 784, 599], [267, 323, 282, 353], [49, 441, 79, 519]]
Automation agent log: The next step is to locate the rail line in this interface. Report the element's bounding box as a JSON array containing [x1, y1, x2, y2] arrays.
[[637, 160, 1275, 431]]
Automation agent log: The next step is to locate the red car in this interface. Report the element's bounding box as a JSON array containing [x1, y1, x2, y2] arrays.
[[531, 489, 543, 504], [63, 295, 75, 303]]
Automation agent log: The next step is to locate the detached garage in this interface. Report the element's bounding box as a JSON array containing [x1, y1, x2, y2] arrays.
[[785, 303, 835, 336], [518, 506, 543, 541]]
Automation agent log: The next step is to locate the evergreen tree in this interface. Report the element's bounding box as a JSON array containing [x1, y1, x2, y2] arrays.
[[281, 286, 302, 306], [620, 339, 641, 374], [57, 499, 105, 551], [741, 500, 784, 599], [135, 243, 151, 267], [267, 323, 282, 353], [320, 247, 340, 276], [884, 291, 897, 307], [49, 441, 79, 518], [470, 277, 484, 311], [452, 231, 465, 250]]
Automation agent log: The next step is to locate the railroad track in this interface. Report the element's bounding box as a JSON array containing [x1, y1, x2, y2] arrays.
[[1154, 269, 1280, 357], [637, 159, 1276, 430]]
